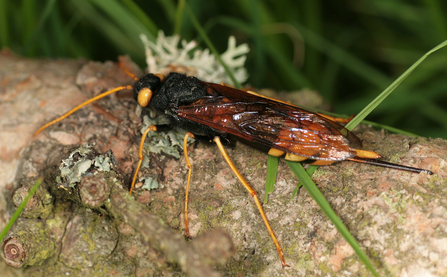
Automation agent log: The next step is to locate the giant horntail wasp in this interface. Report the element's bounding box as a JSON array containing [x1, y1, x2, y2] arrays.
[[34, 61, 433, 267]]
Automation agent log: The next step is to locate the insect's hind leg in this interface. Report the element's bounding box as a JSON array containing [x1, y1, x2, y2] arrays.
[[213, 136, 288, 268], [130, 125, 159, 194], [183, 132, 195, 238]]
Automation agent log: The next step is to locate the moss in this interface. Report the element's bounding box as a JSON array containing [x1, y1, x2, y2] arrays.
[[319, 261, 332, 274], [82, 233, 96, 252], [170, 216, 180, 229], [296, 253, 315, 271], [197, 200, 220, 231], [381, 189, 410, 214], [357, 216, 373, 231]]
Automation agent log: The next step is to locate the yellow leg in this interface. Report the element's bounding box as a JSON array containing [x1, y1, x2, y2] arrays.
[[213, 137, 288, 268], [183, 132, 195, 238], [130, 125, 158, 194]]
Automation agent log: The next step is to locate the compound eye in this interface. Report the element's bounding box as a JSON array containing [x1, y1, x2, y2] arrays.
[[138, 87, 153, 107]]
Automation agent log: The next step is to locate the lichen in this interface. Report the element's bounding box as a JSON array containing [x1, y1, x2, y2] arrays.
[[57, 144, 116, 189], [139, 114, 187, 159], [140, 30, 249, 86], [141, 176, 162, 190], [59, 144, 95, 187], [93, 155, 112, 172]]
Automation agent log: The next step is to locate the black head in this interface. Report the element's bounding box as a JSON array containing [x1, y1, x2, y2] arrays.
[[133, 73, 164, 107]]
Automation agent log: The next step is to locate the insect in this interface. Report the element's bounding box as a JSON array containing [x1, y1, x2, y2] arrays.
[[34, 61, 433, 268]]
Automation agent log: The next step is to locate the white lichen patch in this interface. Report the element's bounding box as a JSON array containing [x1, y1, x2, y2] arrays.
[[140, 31, 249, 85]]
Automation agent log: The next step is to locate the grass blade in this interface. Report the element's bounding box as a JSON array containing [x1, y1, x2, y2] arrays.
[[185, 4, 241, 88], [0, 0, 9, 47], [345, 39, 447, 131], [285, 161, 378, 277], [0, 177, 44, 242], [264, 155, 279, 203], [173, 0, 186, 35], [286, 40, 447, 275], [120, 0, 159, 35], [22, 0, 57, 55]]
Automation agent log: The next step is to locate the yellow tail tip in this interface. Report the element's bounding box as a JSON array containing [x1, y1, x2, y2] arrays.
[[355, 149, 382, 159]]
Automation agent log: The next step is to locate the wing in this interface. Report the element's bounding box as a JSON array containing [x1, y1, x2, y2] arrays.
[[176, 82, 362, 161]]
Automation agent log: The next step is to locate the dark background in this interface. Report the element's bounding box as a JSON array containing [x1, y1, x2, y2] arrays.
[[2, 0, 446, 138]]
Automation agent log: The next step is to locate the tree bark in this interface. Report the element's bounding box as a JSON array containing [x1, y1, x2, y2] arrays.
[[1, 51, 446, 276]]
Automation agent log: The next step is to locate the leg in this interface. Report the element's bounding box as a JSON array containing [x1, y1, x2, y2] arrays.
[[183, 132, 195, 238], [130, 125, 158, 194], [213, 137, 288, 268]]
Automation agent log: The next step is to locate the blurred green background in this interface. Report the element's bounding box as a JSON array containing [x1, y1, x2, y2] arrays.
[[1, 0, 446, 138]]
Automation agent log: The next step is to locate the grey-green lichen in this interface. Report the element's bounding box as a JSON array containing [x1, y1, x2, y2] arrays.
[[141, 176, 163, 190], [57, 144, 117, 190], [58, 144, 95, 188], [140, 114, 188, 160]]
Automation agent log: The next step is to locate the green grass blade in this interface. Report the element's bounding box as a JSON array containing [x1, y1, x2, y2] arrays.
[[0, 177, 44, 242], [295, 23, 391, 89], [424, 0, 447, 39], [285, 162, 378, 277], [185, 4, 241, 88], [290, 180, 303, 201], [264, 155, 279, 203], [173, 0, 186, 35], [290, 165, 317, 200], [359, 120, 419, 137], [420, 101, 447, 129], [345, 39, 447, 131], [216, 18, 313, 89], [264, 44, 313, 88], [22, 0, 57, 55], [89, 0, 153, 39], [68, 0, 145, 59], [287, 40, 447, 275], [247, 0, 266, 86], [0, 0, 9, 47], [154, 0, 176, 23], [120, 0, 159, 35]]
